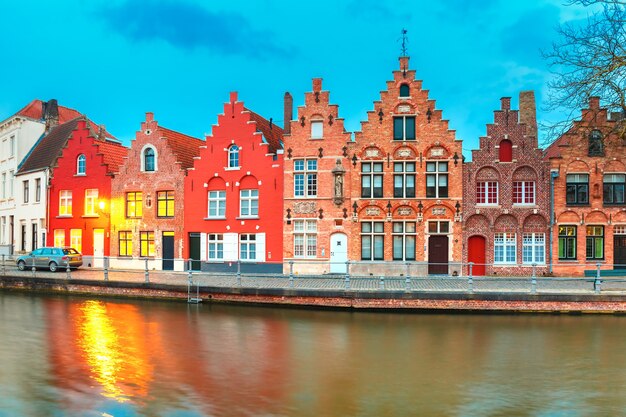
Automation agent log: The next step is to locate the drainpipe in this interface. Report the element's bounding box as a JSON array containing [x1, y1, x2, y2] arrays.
[[549, 169, 559, 274]]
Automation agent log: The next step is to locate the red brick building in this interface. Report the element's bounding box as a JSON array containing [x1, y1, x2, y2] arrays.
[[47, 118, 127, 267], [185, 92, 284, 272], [546, 97, 626, 275], [282, 79, 353, 274], [349, 56, 463, 276], [110, 112, 203, 271], [463, 93, 550, 276]]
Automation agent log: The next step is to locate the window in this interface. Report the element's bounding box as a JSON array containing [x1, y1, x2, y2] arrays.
[[208, 234, 224, 260], [361, 222, 384, 260], [586, 226, 604, 260], [0, 217, 4, 244], [476, 181, 498, 205], [119, 231, 132, 257], [393, 162, 415, 198], [240, 234, 257, 260], [144, 148, 156, 171], [513, 181, 535, 205], [70, 229, 82, 253], [558, 225, 577, 260], [240, 189, 258, 217], [566, 174, 589, 205], [393, 222, 416, 260], [399, 84, 410, 97], [426, 161, 448, 198], [54, 230, 65, 247], [523, 233, 545, 264], [126, 192, 143, 218], [494, 233, 516, 264], [76, 154, 86, 175], [361, 162, 383, 198], [499, 140, 513, 162], [294, 159, 317, 197], [157, 190, 175, 217], [84, 189, 98, 215], [9, 135, 15, 157], [311, 120, 323, 139], [428, 221, 450, 234], [228, 145, 239, 168], [294, 220, 317, 258], [603, 174, 625, 205], [140, 231, 155, 257], [35, 179, 41, 202], [207, 191, 226, 218], [22, 181, 29, 203], [8, 171, 13, 197], [1, 173, 5, 199], [59, 190, 72, 216], [393, 116, 415, 140]]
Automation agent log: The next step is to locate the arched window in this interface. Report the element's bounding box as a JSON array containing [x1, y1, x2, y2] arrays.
[[499, 139, 513, 162], [144, 147, 156, 171], [76, 154, 86, 175], [228, 145, 239, 168], [399, 84, 410, 97]]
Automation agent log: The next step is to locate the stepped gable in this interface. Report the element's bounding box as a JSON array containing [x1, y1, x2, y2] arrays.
[[159, 126, 204, 170], [16, 117, 81, 174], [94, 139, 128, 174], [246, 109, 284, 154]]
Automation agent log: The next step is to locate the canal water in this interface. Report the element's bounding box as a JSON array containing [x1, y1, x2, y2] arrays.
[[1, 292, 626, 417]]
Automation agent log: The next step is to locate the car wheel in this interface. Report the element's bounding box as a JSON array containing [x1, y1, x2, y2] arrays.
[[49, 261, 58, 272], [17, 260, 26, 271]]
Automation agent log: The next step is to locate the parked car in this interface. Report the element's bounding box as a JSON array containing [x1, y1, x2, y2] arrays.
[[16, 247, 83, 272]]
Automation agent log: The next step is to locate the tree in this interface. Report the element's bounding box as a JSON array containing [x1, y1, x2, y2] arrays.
[[543, 0, 626, 145]]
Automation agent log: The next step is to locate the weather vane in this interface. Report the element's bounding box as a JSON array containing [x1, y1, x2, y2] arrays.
[[400, 28, 408, 57]]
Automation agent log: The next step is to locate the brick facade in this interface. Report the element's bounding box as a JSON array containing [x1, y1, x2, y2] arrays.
[[463, 93, 550, 276], [546, 97, 626, 275], [283, 79, 353, 274], [185, 92, 284, 272], [349, 56, 463, 276], [110, 113, 202, 271]]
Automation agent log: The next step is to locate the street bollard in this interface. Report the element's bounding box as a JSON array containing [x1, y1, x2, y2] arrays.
[[66, 260, 71, 280], [344, 261, 350, 290], [32, 258, 36, 277], [379, 276, 385, 290], [237, 259, 241, 286], [405, 262, 411, 292], [144, 258, 149, 283], [531, 263, 537, 294], [104, 256, 109, 281], [289, 260, 294, 288], [468, 262, 474, 293], [1, 254, 5, 276], [595, 263, 602, 294]]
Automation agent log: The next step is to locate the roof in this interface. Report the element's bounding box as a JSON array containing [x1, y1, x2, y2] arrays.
[[159, 127, 204, 170], [543, 135, 567, 159], [15, 99, 82, 124], [246, 109, 284, 153], [17, 118, 81, 174], [95, 139, 128, 174]]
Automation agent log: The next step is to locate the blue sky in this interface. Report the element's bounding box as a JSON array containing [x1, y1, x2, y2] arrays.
[[0, 0, 593, 157]]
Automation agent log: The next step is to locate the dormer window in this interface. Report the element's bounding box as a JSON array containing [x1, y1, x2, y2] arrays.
[[76, 154, 86, 175], [399, 84, 410, 97], [311, 120, 323, 139], [228, 145, 239, 168], [142, 146, 157, 172]]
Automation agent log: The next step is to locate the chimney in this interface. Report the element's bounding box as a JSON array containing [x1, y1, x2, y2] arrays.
[[98, 125, 106, 141], [589, 96, 600, 110], [44, 99, 59, 132], [519, 91, 537, 139], [284, 92, 293, 134], [500, 97, 511, 111]]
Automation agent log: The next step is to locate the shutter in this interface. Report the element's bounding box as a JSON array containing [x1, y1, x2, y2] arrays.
[[256, 233, 266, 262], [224, 233, 238, 261], [200, 233, 207, 261]]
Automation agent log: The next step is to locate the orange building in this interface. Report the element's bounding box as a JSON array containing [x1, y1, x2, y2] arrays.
[[545, 97, 626, 275]]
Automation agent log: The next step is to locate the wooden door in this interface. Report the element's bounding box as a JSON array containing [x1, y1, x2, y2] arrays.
[[162, 232, 175, 270], [615, 235, 626, 269], [188, 233, 201, 271], [467, 235, 486, 276], [428, 235, 448, 275]]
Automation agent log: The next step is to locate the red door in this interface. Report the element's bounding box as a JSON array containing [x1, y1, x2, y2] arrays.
[[468, 235, 486, 276]]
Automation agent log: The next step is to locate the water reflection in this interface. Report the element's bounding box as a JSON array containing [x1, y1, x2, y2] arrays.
[[1, 293, 626, 416]]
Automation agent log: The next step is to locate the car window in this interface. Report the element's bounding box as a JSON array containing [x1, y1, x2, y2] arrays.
[[41, 248, 52, 255], [32, 249, 43, 256], [63, 248, 79, 255]]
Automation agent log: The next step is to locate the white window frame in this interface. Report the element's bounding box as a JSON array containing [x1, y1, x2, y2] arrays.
[[476, 181, 498, 205], [393, 162, 416, 198], [35, 178, 41, 202], [76, 154, 86, 175], [208, 234, 224, 260], [392, 221, 416, 261], [59, 190, 72, 216], [23, 180, 29, 204], [8, 171, 13, 198], [228, 145, 239, 168], [70, 229, 82, 253], [9, 135, 15, 158], [513, 181, 535, 205], [522, 233, 545, 265], [294, 220, 317, 258], [239, 189, 258, 217], [426, 161, 448, 198], [240, 234, 257, 261], [54, 229, 65, 247], [140, 145, 158, 172], [494, 232, 516, 264], [207, 190, 226, 218], [294, 159, 317, 197], [84, 189, 98, 216], [1, 173, 5, 199]]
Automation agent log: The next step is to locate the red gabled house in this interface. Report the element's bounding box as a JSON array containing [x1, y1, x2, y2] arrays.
[[185, 92, 284, 272], [47, 118, 128, 267]]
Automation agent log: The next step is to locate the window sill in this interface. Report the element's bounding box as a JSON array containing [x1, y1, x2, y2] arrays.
[[74, 174, 86, 177], [476, 204, 499, 207], [56, 215, 73, 218], [557, 259, 578, 263], [81, 215, 99, 218], [393, 138, 416, 141], [603, 203, 626, 207], [566, 203, 590, 207], [493, 263, 518, 267], [512, 204, 537, 207], [310, 137, 323, 140], [237, 216, 259, 220], [204, 217, 226, 220], [224, 167, 241, 171]]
